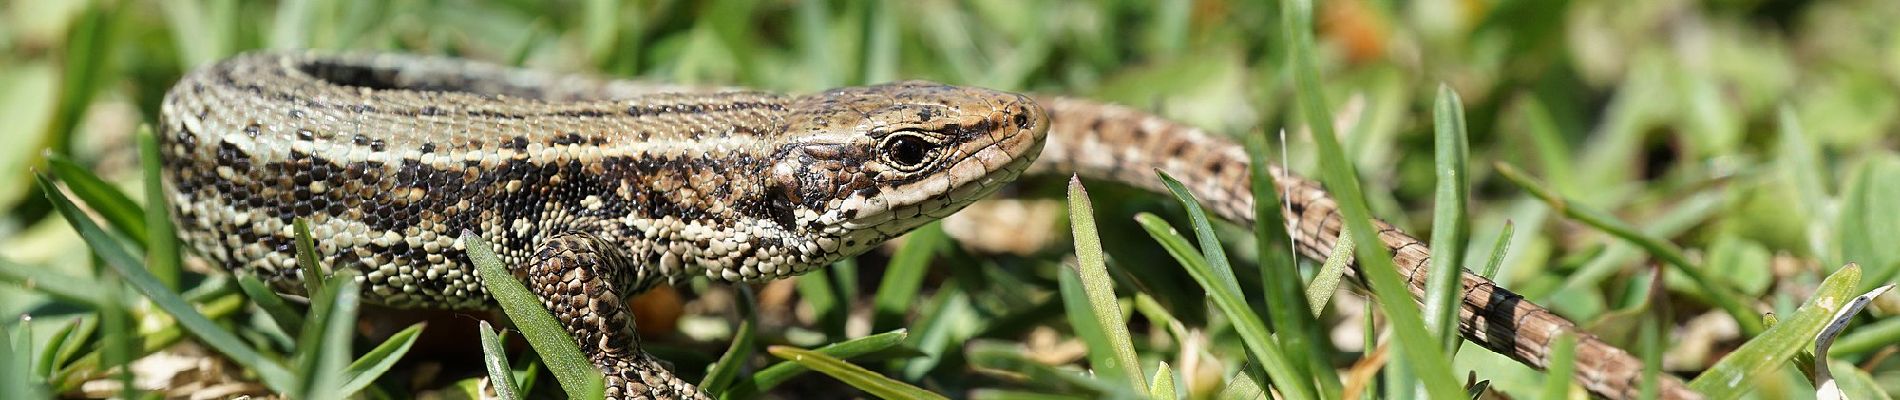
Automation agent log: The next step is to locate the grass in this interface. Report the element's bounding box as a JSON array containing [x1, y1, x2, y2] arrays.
[[4, 0, 1900, 398], [1064, 177, 1146, 393]]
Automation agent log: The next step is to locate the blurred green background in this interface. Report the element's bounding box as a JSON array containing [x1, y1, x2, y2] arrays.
[[3, 0, 1900, 398]]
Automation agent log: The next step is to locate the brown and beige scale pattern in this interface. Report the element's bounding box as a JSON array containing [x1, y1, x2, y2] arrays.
[[161, 52, 1047, 399], [161, 52, 1043, 310], [1034, 97, 1698, 399]]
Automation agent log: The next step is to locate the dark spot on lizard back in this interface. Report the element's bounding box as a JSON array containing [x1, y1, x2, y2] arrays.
[[501, 136, 530, 150], [215, 141, 252, 169], [554, 109, 612, 118], [1167, 140, 1190, 158], [553, 133, 586, 146]]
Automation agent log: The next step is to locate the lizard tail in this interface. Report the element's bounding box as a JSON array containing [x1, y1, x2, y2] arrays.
[[1029, 96, 1701, 400]]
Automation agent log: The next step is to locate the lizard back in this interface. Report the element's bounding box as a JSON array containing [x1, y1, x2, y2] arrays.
[[158, 52, 1048, 309]]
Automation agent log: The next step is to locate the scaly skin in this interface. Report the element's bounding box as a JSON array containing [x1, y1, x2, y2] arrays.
[[159, 51, 1692, 399], [1032, 97, 1698, 400], [159, 51, 1046, 399]]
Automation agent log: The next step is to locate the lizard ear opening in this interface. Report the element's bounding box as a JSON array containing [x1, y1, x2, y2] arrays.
[[765, 159, 806, 230]]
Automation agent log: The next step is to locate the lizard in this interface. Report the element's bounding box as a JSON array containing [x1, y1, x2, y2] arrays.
[[156, 51, 1697, 399]]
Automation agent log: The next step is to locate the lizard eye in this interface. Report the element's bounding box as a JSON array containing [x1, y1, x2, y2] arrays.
[[880, 132, 937, 171]]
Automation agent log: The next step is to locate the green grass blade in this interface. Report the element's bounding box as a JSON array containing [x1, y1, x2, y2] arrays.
[[1, 321, 48, 399], [970, 390, 1092, 400], [479, 321, 523, 400], [269, 0, 314, 49], [506, 19, 546, 67], [872, 222, 945, 331], [1494, 162, 1763, 335], [579, 0, 617, 67], [854, 0, 898, 85], [1688, 264, 1862, 398], [50, 317, 96, 379], [11, 317, 31, 387], [1837, 155, 1900, 289], [700, 0, 764, 84], [1065, 177, 1146, 393], [1640, 308, 1663, 400], [235, 273, 304, 333], [95, 266, 133, 400], [1776, 105, 1832, 260], [1281, 0, 1461, 395], [339, 323, 425, 395], [156, 0, 220, 66], [964, 340, 1129, 397], [1245, 134, 1338, 396], [0, 257, 106, 308], [293, 218, 324, 296], [1448, 220, 1517, 357], [1538, 331, 1578, 399], [1133, 208, 1312, 400], [297, 273, 361, 400], [1384, 348, 1415, 400], [49, 296, 245, 392], [44, 153, 146, 250], [1511, 96, 1575, 195], [33, 318, 82, 381], [701, 285, 758, 395], [1478, 221, 1514, 280], [37, 174, 297, 391], [1154, 172, 1243, 296], [139, 128, 182, 291], [1143, 0, 1189, 58], [1425, 84, 1472, 350], [795, 263, 850, 338], [1214, 366, 1265, 400], [45, 3, 116, 158], [1057, 268, 1125, 387], [720, 329, 909, 400], [1307, 227, 1353, 315], [767, 345, 948, 400], [1130, 294, 1190, 344], [462, 230, 605, 399], [898, 283, 970, 380], [1149, 361, 1176, 400], [510, 348, 544, 395], [793, 0, 839, 89], [1553, 190, 1725, 299]]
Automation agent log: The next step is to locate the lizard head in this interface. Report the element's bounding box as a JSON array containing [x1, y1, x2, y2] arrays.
[[767, 81, 1048, 266]]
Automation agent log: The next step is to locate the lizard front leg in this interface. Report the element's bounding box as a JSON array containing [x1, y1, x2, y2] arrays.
[[518, 232, 707, 400]]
